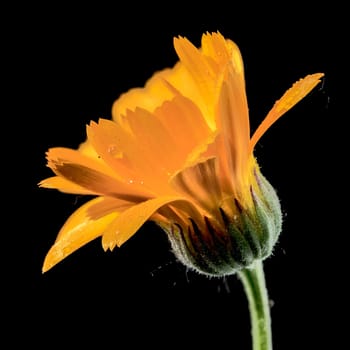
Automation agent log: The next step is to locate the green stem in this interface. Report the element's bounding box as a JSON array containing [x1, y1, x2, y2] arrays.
[[238, 260, 272, 350]]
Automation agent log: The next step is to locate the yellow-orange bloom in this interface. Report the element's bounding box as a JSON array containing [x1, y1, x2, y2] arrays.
[[39, 32, 324, 275]]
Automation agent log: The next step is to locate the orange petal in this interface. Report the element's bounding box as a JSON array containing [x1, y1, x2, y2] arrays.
[[205, 133, 238, 195], [182, 131, 218, 168], [125, 107, 178, 174], [46, 147, 118, 179], [250, 73, 324, 150], [102, 196, 188, 250], [217, 65, 250, 188], [52, 161, 151, 201], [127, 95, 213, 178], [202, 31, 244, 76], [111, 68, 175, 119], [88, 118, 171, 194], [174, 36, 215, 98], [42, 197, 120, 273], [87, 119, 138, 182], [86, 196, 133, 219], [78, 139, 103, 163], [171, 157, 222, 213], [38, 176, 96, 195], [155, 94, 212, 156], [47, 145, 152, 200], [202, 32, 230, 64], [173, 36, 219, 129]]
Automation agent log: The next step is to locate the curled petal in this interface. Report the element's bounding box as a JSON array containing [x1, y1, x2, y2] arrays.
[[42, 197, 121, 273], [171, 157, 222, 213], [102, 196, 189, 251], [46, 146, 152, 200], [46, 147, 116, 178], [53, 162, 152, 201], [250, 73, 324, 150], [38, 176, 96, 195]]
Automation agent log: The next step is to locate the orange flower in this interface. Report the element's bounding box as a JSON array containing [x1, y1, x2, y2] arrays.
[[39, 32, 324, 275]]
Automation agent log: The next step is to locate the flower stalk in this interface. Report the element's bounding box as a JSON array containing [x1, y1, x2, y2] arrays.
[[238, 260, 272, 350]]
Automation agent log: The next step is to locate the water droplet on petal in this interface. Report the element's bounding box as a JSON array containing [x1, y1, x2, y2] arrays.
[[108, 144, 117, 153], [107, 144, 122, 158]]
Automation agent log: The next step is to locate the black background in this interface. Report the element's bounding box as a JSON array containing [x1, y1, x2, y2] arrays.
[[8, 3, 343, 349]]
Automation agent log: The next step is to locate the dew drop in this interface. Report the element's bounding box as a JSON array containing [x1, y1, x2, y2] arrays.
[[107, 144, 122, 157], [108, 144, 117, 154]]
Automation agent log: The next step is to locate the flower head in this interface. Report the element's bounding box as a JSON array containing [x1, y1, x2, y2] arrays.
[[39, 31, 324, 275]]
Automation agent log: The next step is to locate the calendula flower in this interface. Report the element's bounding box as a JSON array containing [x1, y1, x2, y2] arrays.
[[39, 31, 323, 276]]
